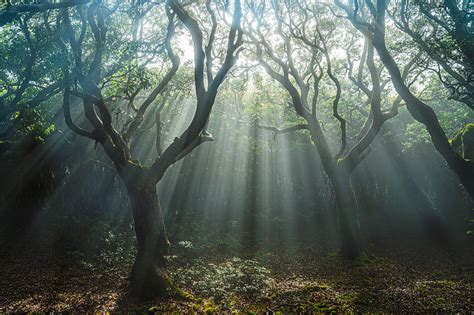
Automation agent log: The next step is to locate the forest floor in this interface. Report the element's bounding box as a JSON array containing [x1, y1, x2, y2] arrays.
[[0, 236, 472, 313]]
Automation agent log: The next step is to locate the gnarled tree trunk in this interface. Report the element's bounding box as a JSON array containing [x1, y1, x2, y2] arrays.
[[121, 166, 171, 298]]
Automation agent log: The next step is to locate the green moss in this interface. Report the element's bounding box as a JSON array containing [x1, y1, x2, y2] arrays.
[[226, 293, 239, 310], [175, 288, 196, 301], [341, 292, 358, 301], [450, 123, 474, 159], [171, 284, 196, 301], [202, 300, 218, 313], [164, 273, 197, 301], [302, 282, 330, 291], [126, 158, 144, 167], [337, 291, 359, 311]]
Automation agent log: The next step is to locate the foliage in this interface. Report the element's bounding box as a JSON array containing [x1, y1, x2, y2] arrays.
[[174, 256, 273, 301], [70, 218, 136, 270], [401, 121, 432, 151], [388, 0, 474, 107]]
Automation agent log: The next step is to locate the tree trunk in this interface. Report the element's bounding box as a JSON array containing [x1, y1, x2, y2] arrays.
[[331, 174, 361, 259], [124, 172, 171, 298]]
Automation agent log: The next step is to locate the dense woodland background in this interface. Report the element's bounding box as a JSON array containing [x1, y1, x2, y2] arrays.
[[0, 0, 473, 312]]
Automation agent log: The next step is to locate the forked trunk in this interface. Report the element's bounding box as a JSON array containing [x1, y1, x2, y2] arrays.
[[122, 168, 171, 298]]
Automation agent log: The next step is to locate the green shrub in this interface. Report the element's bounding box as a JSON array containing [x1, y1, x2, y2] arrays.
[[174, 256, 272, 300]]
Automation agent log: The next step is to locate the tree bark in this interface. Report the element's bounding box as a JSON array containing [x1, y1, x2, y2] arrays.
[[122, 166, 171, 298], [331, 172, 361, 259]]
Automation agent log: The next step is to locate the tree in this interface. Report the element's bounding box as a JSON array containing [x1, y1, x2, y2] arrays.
[[57, 0, 243, 297], [335, 0, 474, 201], [0, 0, 244, 298], [242, 0, 421, 257]]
